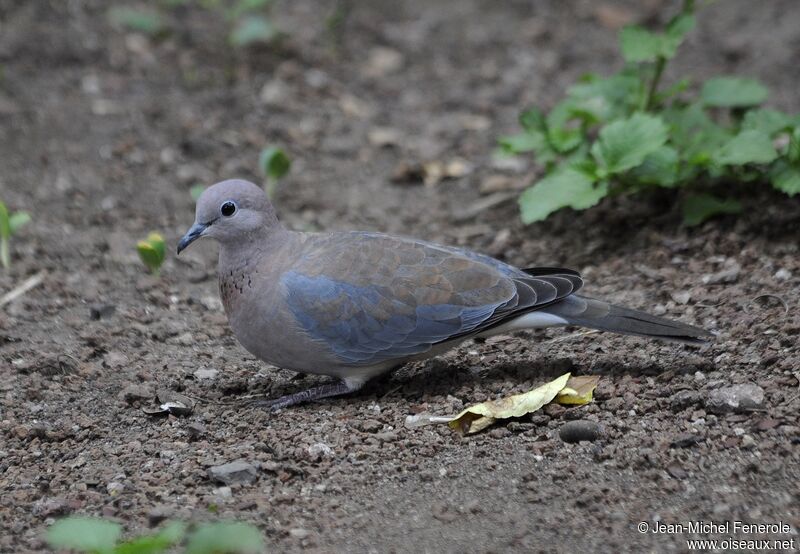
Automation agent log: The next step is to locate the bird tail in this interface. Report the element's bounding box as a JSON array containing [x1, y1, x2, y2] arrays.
[[544, 295, 713, 344]]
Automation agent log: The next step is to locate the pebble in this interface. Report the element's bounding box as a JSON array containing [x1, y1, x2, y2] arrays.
[[306, 443, 334, 461], [186, 421, 207, 439], [289, 528, 310, 539], [193, 368, 219, 380], [359, 419, 382, 433], [120, 384, 153, 404], [705, 384, 765, 414], [559, 420, 603, 443], [89, 303, 116, 320], [207, 460, 258, 485]]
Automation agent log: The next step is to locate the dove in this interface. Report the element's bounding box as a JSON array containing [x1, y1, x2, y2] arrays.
[[178, 179, 712, 409]]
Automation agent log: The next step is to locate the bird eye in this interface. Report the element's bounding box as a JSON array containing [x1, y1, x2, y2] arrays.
[[220, 201, 236, 217]]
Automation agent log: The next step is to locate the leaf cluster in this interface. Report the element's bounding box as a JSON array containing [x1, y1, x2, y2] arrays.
[[500, 4, 800, 225], [46, 517, 264, 554]]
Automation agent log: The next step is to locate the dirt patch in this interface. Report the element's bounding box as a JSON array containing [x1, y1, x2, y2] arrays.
[[1, 0, 799, 551]]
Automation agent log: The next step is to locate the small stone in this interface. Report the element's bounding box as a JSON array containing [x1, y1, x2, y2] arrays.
[[306, 442, 334, 461], [740, 435, 757, 449], [705, 384, 765, 414], [120, 384, 153, 404], [666, 464, 687, 479], [193, 368, 219, 380], [559, 420, 602, 443], [208, 460, 258, 485], [671, 291, 691, 305], [669, 390, 699, 411], [106, 482, 124, 496], [89, 303, 116, 320], [186, 421, 207, 439], [103, 351, 128, 369], [289, 528, 310, 539], [363, 47, 403, 77], [774, 268, 791, 280], [358, 419, 382, 433], [147, 505, 171, 526], [670, 434, 703, 448], [214, 486, 233, 498]]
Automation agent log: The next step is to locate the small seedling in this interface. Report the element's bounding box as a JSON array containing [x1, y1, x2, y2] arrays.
[[162, 0, 280, 47], [0, 201, 31, 269], [137, 232, 166, 276], [258, 146, 291, 198], [46, 516, 264, 554], [500, 0, 800, 225], [107, 6, 167, 36]]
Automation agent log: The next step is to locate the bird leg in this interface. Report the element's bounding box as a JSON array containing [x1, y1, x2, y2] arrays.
[[252, 379, 364, 411]]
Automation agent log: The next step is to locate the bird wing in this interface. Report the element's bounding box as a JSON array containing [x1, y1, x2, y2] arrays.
[[280, 232, 581, 366]]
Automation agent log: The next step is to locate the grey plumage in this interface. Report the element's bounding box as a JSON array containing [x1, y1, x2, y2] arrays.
[[178, 179, 713, 409]]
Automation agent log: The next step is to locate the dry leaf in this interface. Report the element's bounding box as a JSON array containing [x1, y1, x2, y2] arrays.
[[555, 375, 600, 405], [448, 373, 571, 434]]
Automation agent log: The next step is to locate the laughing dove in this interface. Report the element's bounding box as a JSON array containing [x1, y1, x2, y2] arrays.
[[178, 179, 712, 409]]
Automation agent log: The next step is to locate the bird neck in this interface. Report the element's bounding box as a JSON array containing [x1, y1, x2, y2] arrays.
[[216, 225, 296, 272]]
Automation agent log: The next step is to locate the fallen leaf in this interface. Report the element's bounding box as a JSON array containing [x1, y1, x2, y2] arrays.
[[449, 373, 571, 434], [555, 375, 600, 405]]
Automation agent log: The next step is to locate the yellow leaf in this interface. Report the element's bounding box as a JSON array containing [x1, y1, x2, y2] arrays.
[[449, 373, 571, 435], [555, 375, 600, 405]]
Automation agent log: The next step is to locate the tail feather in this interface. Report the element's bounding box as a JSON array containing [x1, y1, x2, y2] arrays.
[[544, 295, 713, 344]]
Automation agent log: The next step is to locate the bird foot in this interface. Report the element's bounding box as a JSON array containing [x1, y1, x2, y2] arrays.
[[250, 379, 363, 411]]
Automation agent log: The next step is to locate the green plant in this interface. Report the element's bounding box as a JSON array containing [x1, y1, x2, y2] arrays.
[[0, 200, 31, 269], [500, 1, 800, 225], [46, 517, 264, 554], [108, 1, 278, 46], [137, 232, 167, 276], [108, 6, 168, 36], [258, 146, 291, 198]]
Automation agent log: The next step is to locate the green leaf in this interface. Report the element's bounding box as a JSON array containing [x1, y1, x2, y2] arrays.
[[545, 101, 584, 153], [771, 163, 800, 197], [46, 517, 122, 554], [185, 522, 265, 554], [620, 26, 663, 63], [591, 113, 668, 174], [682, 194, 742, 226], [9, 211, 31, 234], [712, 130, 778, 165], [788, 127, 800, 164], [137, 232, 166, 275], [567, 73, 642, 122], [519, 107, 546, 132], [229, 15, 277, 47], [0, 202, 9, 240], [115, 522, 185, 554], [661, 13, 695, 57], [108, 7, 166, 36], [741, 109, 794, 137], [498, 132, 544, 154], [701, 77, 768, 108], [258, 147, 291, 180], [190, 184, 206, 201], [662, 103, 732, 166], [629, 146, 680, 187], [519, 168, 607, 224]]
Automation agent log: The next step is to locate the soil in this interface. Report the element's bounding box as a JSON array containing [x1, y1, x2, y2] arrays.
[[1, 0, 800, 552]]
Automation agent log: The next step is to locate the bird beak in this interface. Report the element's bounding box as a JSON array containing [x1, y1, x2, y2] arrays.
[[177, 222, 209, 254]]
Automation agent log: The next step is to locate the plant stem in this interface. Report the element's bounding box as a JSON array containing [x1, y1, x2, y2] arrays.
[[0, 238, 9, 269], [644, 56, 666, 111]]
